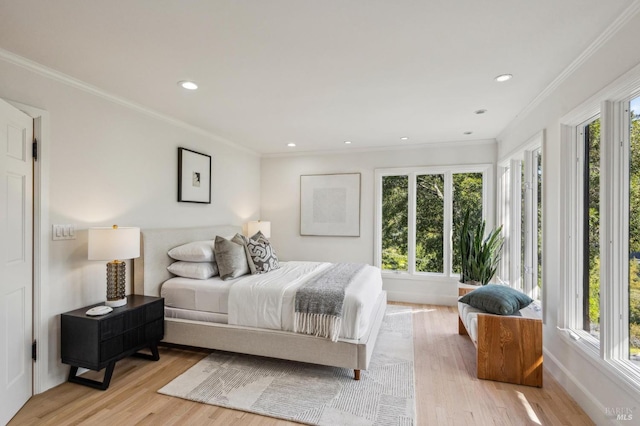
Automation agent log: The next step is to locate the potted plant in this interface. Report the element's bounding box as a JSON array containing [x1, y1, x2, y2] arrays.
[[459, 209, 504, 286]]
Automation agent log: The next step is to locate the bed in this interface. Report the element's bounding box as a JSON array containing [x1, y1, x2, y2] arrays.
[[132, 225, 388, 380]]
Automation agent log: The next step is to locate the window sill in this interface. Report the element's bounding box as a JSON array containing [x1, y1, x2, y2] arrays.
[[556, 329, 640, 398], [381, 271, 457, 283]]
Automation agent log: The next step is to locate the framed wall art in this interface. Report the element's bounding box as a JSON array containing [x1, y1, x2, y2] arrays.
[[178, 147, 211, 203], [300, 173, 361, 236]]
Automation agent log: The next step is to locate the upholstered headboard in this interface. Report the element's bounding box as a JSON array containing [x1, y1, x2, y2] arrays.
[[133, 225, 242, 297]]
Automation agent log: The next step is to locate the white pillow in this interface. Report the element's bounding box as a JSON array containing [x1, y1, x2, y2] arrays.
[[168, 240, 215, 262], [167, 261, 218, 279]]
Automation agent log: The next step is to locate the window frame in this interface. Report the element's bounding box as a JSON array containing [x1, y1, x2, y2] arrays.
[[496, 132, 543, 302], [374, 164, 493, 279], [559, 65, 640, 390], [574, 114, 602, 348]]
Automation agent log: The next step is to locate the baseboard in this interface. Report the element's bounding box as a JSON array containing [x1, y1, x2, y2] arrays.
[[543, 348, 607, 424]]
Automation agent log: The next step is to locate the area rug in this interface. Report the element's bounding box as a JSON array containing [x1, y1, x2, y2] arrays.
[[158, 306, 415, 425]]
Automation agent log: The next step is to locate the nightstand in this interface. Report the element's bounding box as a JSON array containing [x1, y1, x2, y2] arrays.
[[61, 295, 164, 390]]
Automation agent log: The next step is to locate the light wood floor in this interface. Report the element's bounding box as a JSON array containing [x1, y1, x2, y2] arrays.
[[10, 304, 594, 425]]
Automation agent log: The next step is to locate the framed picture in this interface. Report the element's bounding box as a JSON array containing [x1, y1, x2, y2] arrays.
[[178, 147, 211, 203], [300, 173, 361, 236]]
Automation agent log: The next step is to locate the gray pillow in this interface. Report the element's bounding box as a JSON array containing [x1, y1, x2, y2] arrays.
[[213, 235, 250, 280], [459, 284, 533, 315]]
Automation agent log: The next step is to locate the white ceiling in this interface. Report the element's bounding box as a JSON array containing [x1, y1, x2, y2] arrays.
[[0, 0, 634, 155]]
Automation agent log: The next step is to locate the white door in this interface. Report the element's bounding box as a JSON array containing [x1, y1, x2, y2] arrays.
[[0, 99, 33, 425]]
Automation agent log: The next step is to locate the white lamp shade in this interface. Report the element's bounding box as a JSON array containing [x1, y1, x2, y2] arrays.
[[88, 226, 140, 260], [247, 221, 271, 238]]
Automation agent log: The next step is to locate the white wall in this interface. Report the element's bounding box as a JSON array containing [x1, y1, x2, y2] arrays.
[[497, 10, 640, 424], [0, 56, 261, 392], [261, 141, 497, 306]]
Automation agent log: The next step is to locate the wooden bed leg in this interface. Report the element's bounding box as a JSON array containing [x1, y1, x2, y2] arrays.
[[354, 369, 361, 380]]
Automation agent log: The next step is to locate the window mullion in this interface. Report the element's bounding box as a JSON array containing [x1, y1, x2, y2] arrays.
[[561, 123, 580, 331], [444, 172, 453, 276], [523, 150, 535, 297], [574, 124, 586, 333], [601, 99, 620, 361], [532, 150, 541, 301], [620, 100, 631, 362], [510, 159, 522, 290], [408, 173, 417, 275], [497, 166, 511, 283]]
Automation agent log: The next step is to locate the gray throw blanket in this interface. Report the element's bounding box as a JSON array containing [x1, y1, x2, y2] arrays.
[[294, 263, 366, 342]]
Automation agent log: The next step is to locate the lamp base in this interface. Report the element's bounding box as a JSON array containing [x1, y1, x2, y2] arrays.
[[105, 298, 127, 308], [106, 260, 127, 308]]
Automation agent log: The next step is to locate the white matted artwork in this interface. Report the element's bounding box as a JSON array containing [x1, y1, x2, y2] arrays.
[[178, 147, 211, 203], [300, 173, 361, 236]]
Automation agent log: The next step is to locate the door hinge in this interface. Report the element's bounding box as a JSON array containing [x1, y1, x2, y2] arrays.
[[32, 340, 37, 361], [32, 139, 38, 161]]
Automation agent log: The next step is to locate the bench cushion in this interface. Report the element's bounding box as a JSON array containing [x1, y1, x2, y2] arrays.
[[458, 301, 541, 345]]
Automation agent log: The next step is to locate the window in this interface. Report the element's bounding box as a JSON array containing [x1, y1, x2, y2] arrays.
[[415, 174, 444, 273], [381, 176, 409, 271], [376, 166, 490, 278], [452, 172, 484, 274], [524, 149, 543, 301], [628, 95, 640, 363], [577, 116, 601, 343], [497, 134, 543, 301], [536, 150, 543, 299], [561, 78, 640, 383]]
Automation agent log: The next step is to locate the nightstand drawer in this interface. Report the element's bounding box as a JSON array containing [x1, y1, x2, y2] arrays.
[[124, 308, 145, 331], [145, 300, 164, 322], [101, 335, 124, 361], [100, 315, 124, 340], [146, 318, 164, 341], [123, 327, 146, 351]]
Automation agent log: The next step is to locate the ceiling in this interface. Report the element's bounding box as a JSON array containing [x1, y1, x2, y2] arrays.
[[0, 0, 635, 155]]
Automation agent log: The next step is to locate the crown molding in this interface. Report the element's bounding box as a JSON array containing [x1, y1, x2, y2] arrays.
[[497, 0, 640, 142], [0, 48, 259, 157], [261, 138, 496, 159]]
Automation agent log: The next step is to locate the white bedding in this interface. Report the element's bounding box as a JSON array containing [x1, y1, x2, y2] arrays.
[[162, 276, 233, 314], [161, 261, 383, 341]]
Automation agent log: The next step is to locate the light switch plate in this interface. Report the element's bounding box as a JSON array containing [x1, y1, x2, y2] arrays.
[[53, 224, 76, 240]]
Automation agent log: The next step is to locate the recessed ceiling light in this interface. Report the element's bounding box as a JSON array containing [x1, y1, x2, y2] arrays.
[[495, 74, 513, 82], [474, 109, 487, 115], [344, 141, 352, 145], [178, 80, 198, 90], [464, 131, 473, 135], [287, 143, 296, 147], [400, 136, 409, 140]]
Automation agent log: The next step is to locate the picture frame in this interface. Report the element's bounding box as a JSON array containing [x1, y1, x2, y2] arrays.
[[300, 173, 361, 236], [178, 147, 211, 204]]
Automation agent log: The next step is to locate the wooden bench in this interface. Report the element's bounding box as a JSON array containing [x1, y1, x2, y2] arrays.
[[458, 287, 543, 387]]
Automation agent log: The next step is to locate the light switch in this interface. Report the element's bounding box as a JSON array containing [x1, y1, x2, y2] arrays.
[[53, 224, 76, 241]]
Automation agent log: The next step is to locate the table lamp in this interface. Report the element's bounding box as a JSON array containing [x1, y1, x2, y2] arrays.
[[88, 225, 140, 307], [247, 220, 271, 238]]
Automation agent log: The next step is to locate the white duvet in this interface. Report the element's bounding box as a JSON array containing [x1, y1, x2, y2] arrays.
[[228, 261, 383, 340]]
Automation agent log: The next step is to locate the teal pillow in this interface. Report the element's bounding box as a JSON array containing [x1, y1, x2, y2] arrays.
[[459, 284, 533, 315]]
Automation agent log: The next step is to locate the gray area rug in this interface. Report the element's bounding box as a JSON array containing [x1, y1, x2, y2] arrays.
[[158, 306, 415, 425]]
